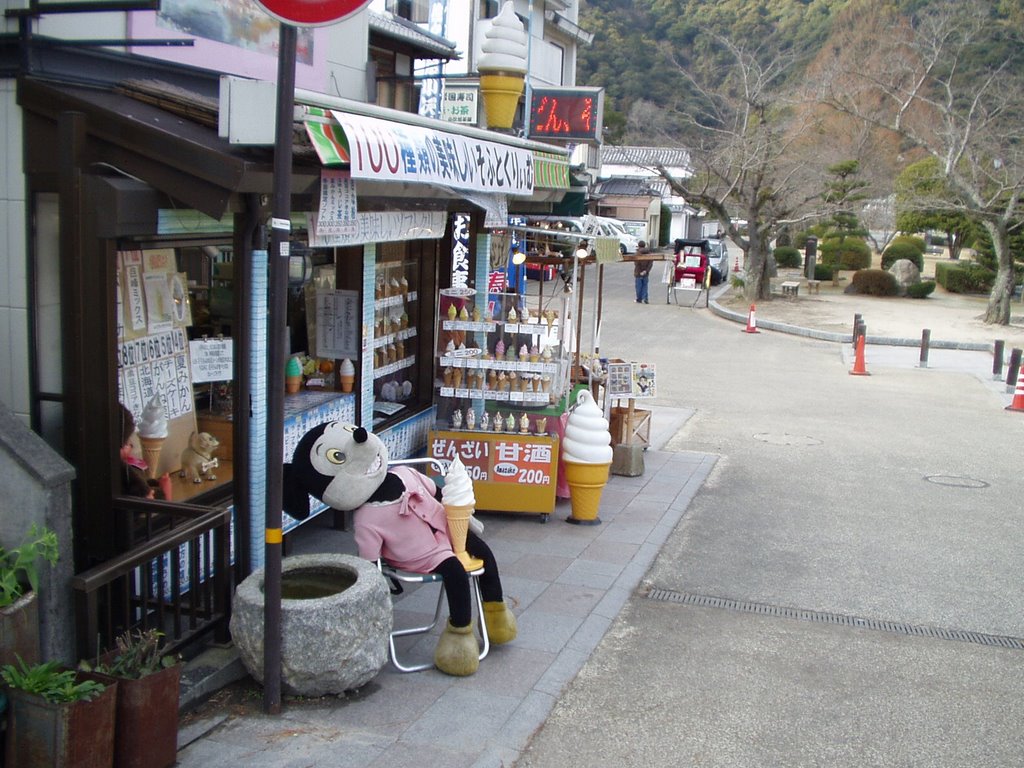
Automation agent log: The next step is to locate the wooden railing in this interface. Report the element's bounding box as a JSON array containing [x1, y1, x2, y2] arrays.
[[72, 499, 232, 661]]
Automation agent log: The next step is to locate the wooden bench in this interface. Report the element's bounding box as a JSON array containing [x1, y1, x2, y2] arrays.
[[780, 280, 801, 297], [806, 279, 820, 294]]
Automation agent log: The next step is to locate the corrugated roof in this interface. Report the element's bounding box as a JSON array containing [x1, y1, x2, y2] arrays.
[[602, 145, 691, 169], [368, 10, 460, 60]]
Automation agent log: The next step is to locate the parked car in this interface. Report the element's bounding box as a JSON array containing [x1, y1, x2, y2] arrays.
[[594, 216, 641, 255], [705, 239, 729, 282]]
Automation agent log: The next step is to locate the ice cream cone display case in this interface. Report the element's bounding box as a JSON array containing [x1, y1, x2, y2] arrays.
[[429, 289, 571, 520], [372, 257, 420, 426]]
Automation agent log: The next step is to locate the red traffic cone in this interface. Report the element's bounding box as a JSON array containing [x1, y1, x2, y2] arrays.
[[1006, 372, 1024, 411], [743, 304, 760, 334], [732, 255, 741, 273], [850, 333, 870, 375]]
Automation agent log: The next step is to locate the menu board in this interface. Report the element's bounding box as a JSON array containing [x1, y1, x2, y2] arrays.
[[117, 250, 198, 478], [428, 430, 559, 515]]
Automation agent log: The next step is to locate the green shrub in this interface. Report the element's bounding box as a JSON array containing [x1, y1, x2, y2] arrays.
[[907, 280, 936, 298], [814, 263, 833, 281], [773, 246, 802, 268], [935, 261, 995, 293], [851, 269, 898, 296], [821, 239, 872, 270], [881, 242, 925, 271], [891, 234, 927, 254]]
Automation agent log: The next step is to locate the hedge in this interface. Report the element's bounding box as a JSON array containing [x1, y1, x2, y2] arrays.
[[934, 261, 995, 293], [851, 269, 898, 296], [773, 246, 802, 268], [881, 242, 925, 272]]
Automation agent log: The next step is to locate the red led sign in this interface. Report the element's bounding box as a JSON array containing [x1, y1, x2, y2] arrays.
[[528, 87, 604, 142]]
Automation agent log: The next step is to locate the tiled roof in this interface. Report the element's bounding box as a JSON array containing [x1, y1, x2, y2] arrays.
[[594, 177, 662, 196], [368, 10, 460, 60], [601, 145, 691, 169]]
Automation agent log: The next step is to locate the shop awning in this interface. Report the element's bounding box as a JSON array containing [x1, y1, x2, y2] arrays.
[[302, 105, 571, 195]]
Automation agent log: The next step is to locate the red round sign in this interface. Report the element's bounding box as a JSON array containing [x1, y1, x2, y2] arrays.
[[256, 0, 372, 27]]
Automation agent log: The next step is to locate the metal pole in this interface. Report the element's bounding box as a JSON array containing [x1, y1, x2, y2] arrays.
[[524, 0, 534, 136], [993, 339, 1005, 381], [1007, 348, 1022, 394], [263, 22, 297, 716], [853, 314, 862, 349], [919, 329, 930, 369]]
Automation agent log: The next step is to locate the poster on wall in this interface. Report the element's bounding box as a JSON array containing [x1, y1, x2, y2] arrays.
[[117, 250, 199, 478]]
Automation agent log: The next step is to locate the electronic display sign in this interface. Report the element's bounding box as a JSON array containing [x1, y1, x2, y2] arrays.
[[528, 87, 604, 142]]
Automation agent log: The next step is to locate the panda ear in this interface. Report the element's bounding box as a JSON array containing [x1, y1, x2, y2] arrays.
[[281, 462, 311, 521]]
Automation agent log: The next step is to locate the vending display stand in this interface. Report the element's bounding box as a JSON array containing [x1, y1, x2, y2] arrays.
[[428, 289, 572, 519]]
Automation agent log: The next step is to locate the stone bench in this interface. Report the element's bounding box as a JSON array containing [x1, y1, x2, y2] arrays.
[[780, 280, 801, 297], [806, 279, 820, 294]]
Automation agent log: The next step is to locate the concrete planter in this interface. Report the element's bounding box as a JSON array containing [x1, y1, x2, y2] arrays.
[[230, 554, 391, 696]]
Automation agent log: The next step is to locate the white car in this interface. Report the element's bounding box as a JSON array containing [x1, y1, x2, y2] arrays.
[[594, 216, 641, 255]]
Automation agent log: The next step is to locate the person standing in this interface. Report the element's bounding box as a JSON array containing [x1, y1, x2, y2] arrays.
[[634, 240, 652, 303]]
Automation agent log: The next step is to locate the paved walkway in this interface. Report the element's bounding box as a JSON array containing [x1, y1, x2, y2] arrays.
[[176, 406, 713, 768]]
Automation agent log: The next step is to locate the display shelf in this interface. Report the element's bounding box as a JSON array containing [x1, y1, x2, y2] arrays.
[[373, 355, 417, 379], [373, 290, 417, 311]]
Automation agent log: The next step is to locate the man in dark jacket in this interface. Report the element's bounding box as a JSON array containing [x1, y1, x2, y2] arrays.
[[634, 240, 653, 303]]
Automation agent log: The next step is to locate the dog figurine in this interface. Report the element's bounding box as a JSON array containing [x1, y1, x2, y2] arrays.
[[179, 431, 220, 483]]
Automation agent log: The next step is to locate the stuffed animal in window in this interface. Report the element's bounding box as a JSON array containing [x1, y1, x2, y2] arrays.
[[282, 422, 517, 676]]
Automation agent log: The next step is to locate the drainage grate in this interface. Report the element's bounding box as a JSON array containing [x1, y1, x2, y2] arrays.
[[646, 589, 1024, 650]]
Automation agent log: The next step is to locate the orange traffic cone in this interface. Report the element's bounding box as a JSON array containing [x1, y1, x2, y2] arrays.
[[732, 255, 741, 273], [850, 333, 870, 375], [1006, 371, 1024, 411], [743, 304, 759, 334]]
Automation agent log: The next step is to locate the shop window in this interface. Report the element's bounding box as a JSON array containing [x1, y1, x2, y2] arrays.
[[387, 0, 430, 22]]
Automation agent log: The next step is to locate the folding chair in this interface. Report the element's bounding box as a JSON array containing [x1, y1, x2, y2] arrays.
[[377, 457, 490, 672]]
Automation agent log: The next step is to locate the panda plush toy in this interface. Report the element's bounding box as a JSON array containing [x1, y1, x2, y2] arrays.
[[282, 421, 517, 676]]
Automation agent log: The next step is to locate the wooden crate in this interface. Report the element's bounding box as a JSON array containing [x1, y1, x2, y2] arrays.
[[609, 404, 650, 447]]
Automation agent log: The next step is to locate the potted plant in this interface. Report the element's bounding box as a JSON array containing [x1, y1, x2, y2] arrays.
[[78, 629, 181, 768], [1, 657, 116, 768], [0, 525, 58, 668]]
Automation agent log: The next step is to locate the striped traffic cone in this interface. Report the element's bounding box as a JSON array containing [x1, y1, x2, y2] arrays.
[[850, 334, 870, 376], [732, 255, 741, 273], [1006, 371, 1024, 411], [743, 304, 759, 334]]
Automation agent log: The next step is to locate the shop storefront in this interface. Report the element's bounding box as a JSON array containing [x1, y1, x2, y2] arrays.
[[18, 64, 572, 628]]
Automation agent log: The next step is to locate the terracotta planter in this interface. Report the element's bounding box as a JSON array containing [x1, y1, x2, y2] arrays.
[[0, 590, 41, 668], [5, 675, 117, 768], [81, 664, 181, 768]]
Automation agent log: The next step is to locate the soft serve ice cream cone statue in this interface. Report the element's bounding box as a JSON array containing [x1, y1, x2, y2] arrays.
[[138, 395, 169, 479], [442, 456, 485, 571], [561, 390, 614, 525], [478, 1, 529, 129]]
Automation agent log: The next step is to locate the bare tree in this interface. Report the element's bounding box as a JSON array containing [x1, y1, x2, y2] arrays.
[[818, 0, 1024, 324], [649, 34, 827, 301]]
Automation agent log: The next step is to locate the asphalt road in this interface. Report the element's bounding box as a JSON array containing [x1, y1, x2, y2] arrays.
[[514, 261, 1024, 767]]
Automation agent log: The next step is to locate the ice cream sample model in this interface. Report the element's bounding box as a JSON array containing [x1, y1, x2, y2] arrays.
[[285, 356, 303, 394], [442, 455, 484, 570], [138, 395, 169, 479], [477, 1, 529, 129], [339, 358, 356, 393], [561, 389, 614, 524]]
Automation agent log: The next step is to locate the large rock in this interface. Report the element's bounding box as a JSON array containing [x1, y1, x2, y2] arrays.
[[888, 259, 921, 296], [230, 554, 392, 696]]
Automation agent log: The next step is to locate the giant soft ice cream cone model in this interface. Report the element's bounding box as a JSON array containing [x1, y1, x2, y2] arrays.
[[562, 390, 614, 525], [137, 395, 169, 479], [478, 1, 528, 130], [442, 455, 484, 571]]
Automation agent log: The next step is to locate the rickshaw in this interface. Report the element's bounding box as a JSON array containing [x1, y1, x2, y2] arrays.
[[665, 238, 713, 306]]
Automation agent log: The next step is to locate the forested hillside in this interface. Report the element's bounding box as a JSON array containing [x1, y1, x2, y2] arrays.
[[577, 0, 1024, 143]]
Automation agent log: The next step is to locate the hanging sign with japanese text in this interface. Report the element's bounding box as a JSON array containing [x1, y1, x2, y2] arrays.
[[331, 111, 534, 196]]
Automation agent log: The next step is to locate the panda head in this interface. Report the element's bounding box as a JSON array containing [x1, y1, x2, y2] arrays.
[[283, 422, 390, 519]]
